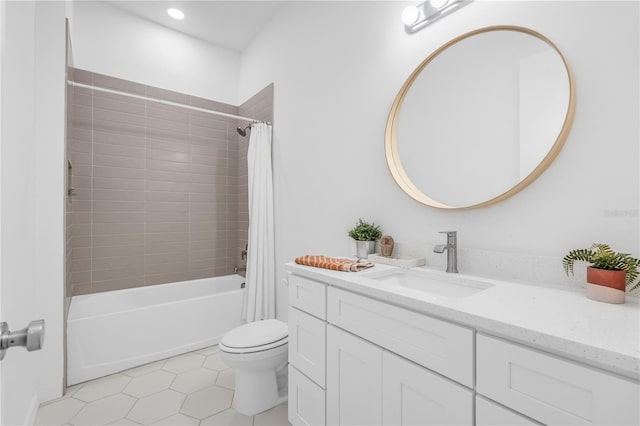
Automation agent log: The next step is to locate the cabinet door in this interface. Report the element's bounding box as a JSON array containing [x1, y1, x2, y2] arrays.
[[477, 334, 640, 425], [382, 352, 473, 425], [288, 306, 326, 387], [476, 396, 541, 426], [327, 325, 382, 426], [289, 365, 326, 426]]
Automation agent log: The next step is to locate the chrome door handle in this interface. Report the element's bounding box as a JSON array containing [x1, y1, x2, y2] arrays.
[[0, 320, 45, 360]]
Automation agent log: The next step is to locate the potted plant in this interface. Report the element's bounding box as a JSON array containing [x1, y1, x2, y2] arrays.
[[348, 218, 383, 259], [563, 243, 640, 304]]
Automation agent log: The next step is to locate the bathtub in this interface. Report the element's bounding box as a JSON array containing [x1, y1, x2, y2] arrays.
[[67, 275, 245, 385]]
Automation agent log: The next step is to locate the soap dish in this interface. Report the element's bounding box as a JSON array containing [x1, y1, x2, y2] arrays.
[[367, 253, 426, 268]]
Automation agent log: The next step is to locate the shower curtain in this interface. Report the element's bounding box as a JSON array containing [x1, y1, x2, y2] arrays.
[[244, 122, 275, 322]]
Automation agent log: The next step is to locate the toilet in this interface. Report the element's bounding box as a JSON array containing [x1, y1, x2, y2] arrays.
[[219, 319, 288, 416]]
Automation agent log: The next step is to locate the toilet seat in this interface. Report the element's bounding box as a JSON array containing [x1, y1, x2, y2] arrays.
[[219, 319, 288, 354]]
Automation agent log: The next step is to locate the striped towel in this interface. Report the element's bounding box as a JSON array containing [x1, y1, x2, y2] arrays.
[[295, 255, 375, 272]]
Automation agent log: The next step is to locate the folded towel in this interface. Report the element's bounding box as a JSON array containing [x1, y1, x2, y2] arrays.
[[295, 255, 374, 272]]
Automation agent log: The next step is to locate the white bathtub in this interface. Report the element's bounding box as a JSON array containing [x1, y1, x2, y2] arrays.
[[67, 275, 245, 385]]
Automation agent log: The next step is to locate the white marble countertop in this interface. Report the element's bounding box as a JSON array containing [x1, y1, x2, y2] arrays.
[[285, 262, 640, 380]]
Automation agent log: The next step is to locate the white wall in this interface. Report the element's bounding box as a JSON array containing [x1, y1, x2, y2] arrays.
[[70, 1, 241, 104], [239, 1, 639, 319]]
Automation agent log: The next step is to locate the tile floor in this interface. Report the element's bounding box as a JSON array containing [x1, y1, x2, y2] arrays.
[[35, 346, 290, 426]]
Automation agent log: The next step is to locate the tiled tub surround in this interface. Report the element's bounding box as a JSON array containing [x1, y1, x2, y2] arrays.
[[66, 69, 273, 295]]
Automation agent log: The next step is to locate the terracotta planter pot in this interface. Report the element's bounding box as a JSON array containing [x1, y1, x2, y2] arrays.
[[586, 266, 626, 304]]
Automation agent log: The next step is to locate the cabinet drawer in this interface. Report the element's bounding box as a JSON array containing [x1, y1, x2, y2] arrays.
[[476, 396, 540, 426], [477, 334, 640, 425], [383, 351, 473, 425], [288, 307, 326, 387], [327, 286, 474, 386], [289, 274, 326, 319], [289, 365, 326, 426]]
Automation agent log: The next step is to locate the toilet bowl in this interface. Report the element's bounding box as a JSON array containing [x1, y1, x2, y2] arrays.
[[219, 319, 288, 416]]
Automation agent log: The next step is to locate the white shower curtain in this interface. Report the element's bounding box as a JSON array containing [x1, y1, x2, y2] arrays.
[[243, 122, 275, 322]]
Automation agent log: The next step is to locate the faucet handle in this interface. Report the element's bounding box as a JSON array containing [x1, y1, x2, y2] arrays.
[[439, 231, 457, 243]]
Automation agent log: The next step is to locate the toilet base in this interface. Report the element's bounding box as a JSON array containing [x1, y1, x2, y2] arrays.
[[234, 369, 280, 416]]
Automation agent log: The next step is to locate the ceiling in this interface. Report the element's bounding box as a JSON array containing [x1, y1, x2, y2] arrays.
[[105, 1, 288, 52]]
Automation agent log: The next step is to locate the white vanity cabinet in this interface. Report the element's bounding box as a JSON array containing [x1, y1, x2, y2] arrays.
[[288, 272, 475, 426], [325, 287, 474, 426], [287, 267, 640, 426], [476, 334, 640, 425], [288, 275, 327, 426], [326, 324, 473, 426]]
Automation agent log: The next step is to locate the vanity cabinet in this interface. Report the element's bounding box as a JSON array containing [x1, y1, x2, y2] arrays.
[[288, 273, 474, 426], [287, 268, 640, 426], [288, 275, 327, 426], [477, 334, 640, 425], [327, 286, 474, 387], [326, 325, 473, 426]]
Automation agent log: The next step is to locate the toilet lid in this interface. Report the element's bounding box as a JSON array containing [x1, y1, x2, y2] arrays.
[[221, 319, 288, 350]]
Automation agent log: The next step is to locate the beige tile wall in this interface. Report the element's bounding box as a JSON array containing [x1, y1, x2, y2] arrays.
[[67, 69, 272, 296]]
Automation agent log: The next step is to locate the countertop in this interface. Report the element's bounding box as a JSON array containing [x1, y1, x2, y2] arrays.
[[285, 262, 640, 381]]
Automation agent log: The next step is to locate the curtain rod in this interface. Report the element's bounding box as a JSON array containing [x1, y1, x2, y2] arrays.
[[67, 80, 263, 123]]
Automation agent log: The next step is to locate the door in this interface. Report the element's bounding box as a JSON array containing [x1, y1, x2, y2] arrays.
[[382, 351, 473, 425], [1, 1, 66, 424], [326, 325, 382, 426]]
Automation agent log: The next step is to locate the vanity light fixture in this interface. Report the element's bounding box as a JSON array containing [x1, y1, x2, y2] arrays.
[[402, 0, 472, 33], [167, 8, 184, 20]]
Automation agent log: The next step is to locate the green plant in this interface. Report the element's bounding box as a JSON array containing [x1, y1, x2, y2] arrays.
[[563, 243, 640, 290], [348, 218, 383, 241]]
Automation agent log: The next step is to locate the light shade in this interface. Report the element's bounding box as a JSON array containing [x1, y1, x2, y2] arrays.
[[167, 8, 184, 20], [402, 0, 472, 33], [401, 5, 421, 26]]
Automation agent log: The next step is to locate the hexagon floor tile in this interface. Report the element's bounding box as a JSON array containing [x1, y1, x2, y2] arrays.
[[180, 385, 234, 419], [35, 345, 291, 425]]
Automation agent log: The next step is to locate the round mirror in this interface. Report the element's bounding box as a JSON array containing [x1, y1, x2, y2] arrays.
[[385, 26, 576, 210]]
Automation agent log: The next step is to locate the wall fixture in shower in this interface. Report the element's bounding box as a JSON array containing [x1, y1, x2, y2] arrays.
[[67, 160, 75, 203], [402, 0, 472, 33]]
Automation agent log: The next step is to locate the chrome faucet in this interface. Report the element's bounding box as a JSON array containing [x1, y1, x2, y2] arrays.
[[434, 231, 458, 273]]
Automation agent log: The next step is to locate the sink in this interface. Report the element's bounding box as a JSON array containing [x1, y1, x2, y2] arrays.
[[364, 269, 493, 298]]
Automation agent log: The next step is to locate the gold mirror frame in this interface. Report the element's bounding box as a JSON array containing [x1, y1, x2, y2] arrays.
[[385, 25, 576, 210]]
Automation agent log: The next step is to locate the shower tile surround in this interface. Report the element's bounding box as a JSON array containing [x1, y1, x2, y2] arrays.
[[66, 69, 273, 295]]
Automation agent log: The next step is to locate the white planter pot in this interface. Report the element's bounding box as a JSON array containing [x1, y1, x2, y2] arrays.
[[355, 240, 376, 259]]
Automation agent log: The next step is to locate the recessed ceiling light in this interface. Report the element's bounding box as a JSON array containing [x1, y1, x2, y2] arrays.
[[167, 8, 184, 20]]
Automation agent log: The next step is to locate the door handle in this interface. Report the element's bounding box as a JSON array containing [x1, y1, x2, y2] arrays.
[[0, 320, 45, 361]]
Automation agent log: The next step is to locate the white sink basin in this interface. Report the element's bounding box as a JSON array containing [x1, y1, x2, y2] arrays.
[[364, 269, 494, 298]]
